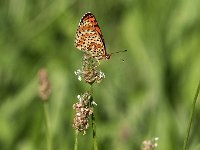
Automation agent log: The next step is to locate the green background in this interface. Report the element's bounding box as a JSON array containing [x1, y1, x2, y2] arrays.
[[0, 0, 200, 149]]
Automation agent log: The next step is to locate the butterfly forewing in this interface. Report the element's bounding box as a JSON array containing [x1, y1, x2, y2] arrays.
[[74, 12, 108, 60]]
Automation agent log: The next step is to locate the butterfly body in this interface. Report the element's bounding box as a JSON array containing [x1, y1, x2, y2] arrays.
[[74, 12, 111, 60]]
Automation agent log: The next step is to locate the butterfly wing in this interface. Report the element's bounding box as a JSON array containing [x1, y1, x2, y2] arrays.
[[74, 12, 107, 60]]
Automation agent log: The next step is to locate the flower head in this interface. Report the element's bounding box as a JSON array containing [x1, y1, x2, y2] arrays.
[[72, 92, 93, 134], [142, 137, 159, 150], [38, 68, 51, 101], [74, 54, 105, 84]]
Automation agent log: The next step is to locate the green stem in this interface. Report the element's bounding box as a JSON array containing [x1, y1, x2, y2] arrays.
[[90, 84, 93, 94], [92, 112, 98, 150], [74, 130, 78, 150], [183, 80, 200, 150], [43, 102, 52, 150], [90, 85, 98, 150]]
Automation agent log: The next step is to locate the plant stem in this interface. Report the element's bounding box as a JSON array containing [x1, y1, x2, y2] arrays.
[[43, 102, 52, 150], [92, 111, 98, 150], [183, 80, 200, 150], [90, 85, 98, 150], [74, 130, 78, 150]]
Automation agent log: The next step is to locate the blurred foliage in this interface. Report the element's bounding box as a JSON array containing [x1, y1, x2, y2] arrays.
[[0, 0, 200, 149]]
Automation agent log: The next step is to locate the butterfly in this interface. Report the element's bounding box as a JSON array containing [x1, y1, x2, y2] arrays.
[[74, 12, 111, 60]]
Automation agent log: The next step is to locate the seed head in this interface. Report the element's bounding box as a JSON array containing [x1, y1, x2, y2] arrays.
[[142, 137, 159, 150], [72, 92, 93, 134], [74, 54, 105, 84], [38, 68, 51, 101]]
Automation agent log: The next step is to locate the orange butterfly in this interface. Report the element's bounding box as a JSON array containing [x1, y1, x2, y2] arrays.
[[74, 12, 111, 60]]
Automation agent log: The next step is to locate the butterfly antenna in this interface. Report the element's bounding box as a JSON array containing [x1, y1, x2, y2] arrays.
[[110, 50, 127, 55]]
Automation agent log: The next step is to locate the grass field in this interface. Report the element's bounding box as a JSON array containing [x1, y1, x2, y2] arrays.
[[0, 0, 200, 149]]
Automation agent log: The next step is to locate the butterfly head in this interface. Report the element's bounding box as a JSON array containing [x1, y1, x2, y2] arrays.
[[105, 53, 111, 60]]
